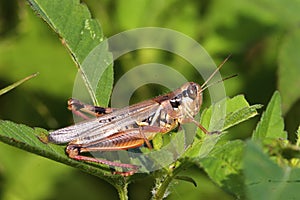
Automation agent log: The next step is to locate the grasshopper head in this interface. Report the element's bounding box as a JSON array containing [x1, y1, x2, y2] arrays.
[[170, 82, 203, 122]]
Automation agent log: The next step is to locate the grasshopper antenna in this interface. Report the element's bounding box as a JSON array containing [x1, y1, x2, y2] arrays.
[[201, 54, 231, 89], [201, 74, 237, 91]]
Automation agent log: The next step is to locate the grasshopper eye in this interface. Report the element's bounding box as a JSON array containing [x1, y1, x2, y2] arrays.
[[187, 83, 198, 99]]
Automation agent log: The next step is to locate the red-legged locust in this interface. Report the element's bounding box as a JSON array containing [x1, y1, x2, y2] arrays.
[[47, 57, 233, 176]]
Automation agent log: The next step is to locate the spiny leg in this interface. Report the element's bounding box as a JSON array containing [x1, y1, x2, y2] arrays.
[[66, 144, 139, 176]]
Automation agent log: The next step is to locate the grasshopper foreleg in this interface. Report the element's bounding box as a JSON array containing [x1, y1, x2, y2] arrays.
[[160, 100, 216, 134], [180, 118, 221, 134]]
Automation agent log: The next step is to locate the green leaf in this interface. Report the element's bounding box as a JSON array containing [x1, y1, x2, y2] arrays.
[[0, 73, 38, 96], [187, 95, 261, 159], [0, 120, 132, 199], [28, 0, 103, 63], [252, 91, 287, 141], [244, 140, 300, 200], [28, 0, 113, 106], [200, 95, 262, 133], [148, 95, 261, 199], [278, 28, 300, 114], [223, 96, 262, 131], [182, 95, 261, 198], [80, 42, 113, 106], [0, 120, 120, 184], [200, 140, 245, 198]]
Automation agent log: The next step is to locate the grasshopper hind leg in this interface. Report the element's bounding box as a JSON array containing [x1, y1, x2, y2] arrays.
[[66, 144, 139, 176]]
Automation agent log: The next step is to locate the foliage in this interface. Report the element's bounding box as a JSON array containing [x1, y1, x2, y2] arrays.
[[0, 0, 299, 199]]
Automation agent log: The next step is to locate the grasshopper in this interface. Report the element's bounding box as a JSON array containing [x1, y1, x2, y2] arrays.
[[47, 57, 232, 176]]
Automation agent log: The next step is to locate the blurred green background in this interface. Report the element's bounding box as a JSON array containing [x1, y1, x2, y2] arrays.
[[0, 0, 299, 199]]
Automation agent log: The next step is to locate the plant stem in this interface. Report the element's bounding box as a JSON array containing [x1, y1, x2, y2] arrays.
[[152, 174, 173, 200], [115, 181, 129, 200], [152, 162, 192, 200]]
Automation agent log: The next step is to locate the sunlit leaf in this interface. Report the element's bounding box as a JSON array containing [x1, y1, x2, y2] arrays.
[[200, 95, 262, 133], [28, 0, 113, 106], [252, 91, 287, 141]]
